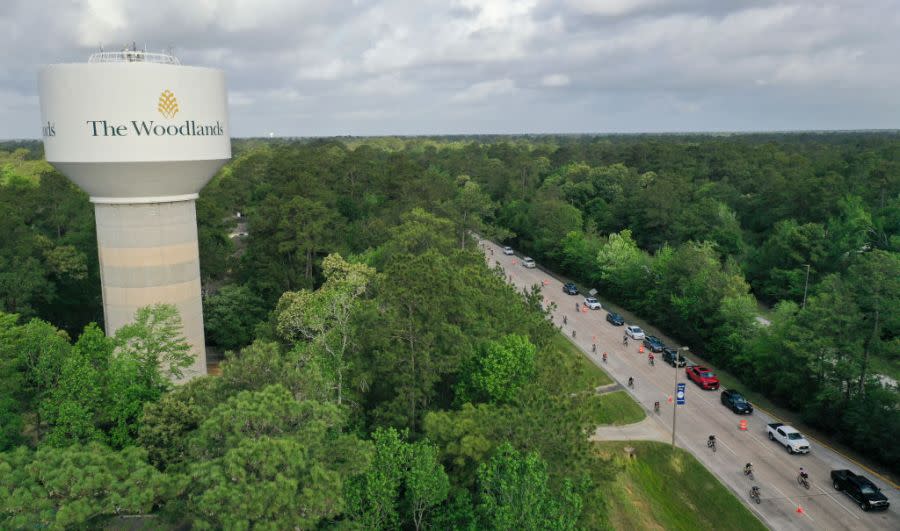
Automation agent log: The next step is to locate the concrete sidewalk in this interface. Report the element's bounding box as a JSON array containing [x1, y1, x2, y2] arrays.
[[590, 416, 670, 443]]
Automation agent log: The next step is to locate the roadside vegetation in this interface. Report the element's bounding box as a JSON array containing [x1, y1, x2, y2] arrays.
[[595, 441, 768, 531], [0, 133, 896, 526]]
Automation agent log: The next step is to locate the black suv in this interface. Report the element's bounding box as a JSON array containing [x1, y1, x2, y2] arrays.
[[642, 335, 665, 352], [606, 312, 624, 326], [720, 389, 753, 414], [831, 470, 890, 511], [563, 283, 579, 295], [662, 347, 686, 367]]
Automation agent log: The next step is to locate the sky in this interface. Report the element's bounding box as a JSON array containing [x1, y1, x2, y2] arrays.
[[1, 0, 898, 138]]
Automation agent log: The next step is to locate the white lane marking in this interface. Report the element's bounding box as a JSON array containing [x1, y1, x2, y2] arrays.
[[815, 484, 860, 520]]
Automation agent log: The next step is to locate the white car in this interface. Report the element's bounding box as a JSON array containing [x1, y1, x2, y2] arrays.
[[522, 257, 536, 268], [584, 297, 602, 310], [502, 246, 514, 255], [625, 325, 645, 340]]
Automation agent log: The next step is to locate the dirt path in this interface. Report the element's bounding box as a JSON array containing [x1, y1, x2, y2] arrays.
[[590, 416, 670, 443]]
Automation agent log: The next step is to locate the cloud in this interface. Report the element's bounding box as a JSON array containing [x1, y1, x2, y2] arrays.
[[541, 74, 570, 87], [452, 79, 517, 103], [0, 0, 898, 137]]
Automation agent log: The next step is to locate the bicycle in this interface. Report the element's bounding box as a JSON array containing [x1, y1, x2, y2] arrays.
[[571, 329, 576, 339], [744, 466, 754, 481], [797, 474, 810, 490], [627, 377, 634, 389], [591, 343, 597, 353], [707, 437, 717, 453], [749, 486, 761, 504], [602, 352, 608, 363], [563, 315, 568, 325], [623, 336, 629, 347], [653, 401, 660, 414], [648, 355, 655, 367]]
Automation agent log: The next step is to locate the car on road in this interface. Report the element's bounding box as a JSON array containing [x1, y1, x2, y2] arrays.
[[766, 423, 810, 454], [563, 283, 579, 295], [522, 257, 536, 268], [720, 389, 753, 414], [662, 347, 687, 367], [625, 325, 645, 340], [502, 246, 514, 255], [831, 470, 890, 511], [642, 335, 665, 352], [584, 297, 602, 310], [686, 365, 720, 390], [606, 312, 625, 326]]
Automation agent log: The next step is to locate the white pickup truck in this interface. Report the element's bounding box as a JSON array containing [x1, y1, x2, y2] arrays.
[[767, 423, 811, 454]]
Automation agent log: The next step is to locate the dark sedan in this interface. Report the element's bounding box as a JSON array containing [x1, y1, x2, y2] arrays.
[[721, 389, 753, 414], [563, 283, 579, 295], [606, 312, 625, 326], [642, 335, 665, 352]]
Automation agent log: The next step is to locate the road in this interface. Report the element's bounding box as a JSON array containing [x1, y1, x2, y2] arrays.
[[481, 241, 899, 531]]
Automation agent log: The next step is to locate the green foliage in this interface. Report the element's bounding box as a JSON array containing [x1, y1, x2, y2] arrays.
[[456, 334, 536, 404], [475, 443, 583, 531], [203, 284, 267, 350], [345, 427, 450, 530], [0, 443, 179, 530], [114, 303, 194, 382]]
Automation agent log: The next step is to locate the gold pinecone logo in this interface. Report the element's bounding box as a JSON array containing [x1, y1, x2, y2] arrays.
[[158, 89, 179, 119]]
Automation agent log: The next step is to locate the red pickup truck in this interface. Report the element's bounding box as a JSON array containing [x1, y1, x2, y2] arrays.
[[686, 365, 720, 390]]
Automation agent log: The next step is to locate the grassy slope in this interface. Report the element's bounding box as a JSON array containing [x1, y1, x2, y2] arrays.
[[548, 333, 613, 390], [596, 441, 767, 531]]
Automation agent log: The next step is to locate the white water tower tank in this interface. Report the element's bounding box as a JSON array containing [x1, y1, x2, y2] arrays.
[[38, 48, 231, 380]]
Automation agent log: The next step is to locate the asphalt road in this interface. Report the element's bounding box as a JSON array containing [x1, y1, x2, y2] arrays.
[[481, 241, 899, 531]]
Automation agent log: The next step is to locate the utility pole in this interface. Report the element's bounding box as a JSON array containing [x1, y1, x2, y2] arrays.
[[672, 346, 689, 448], [802, 264, 811, 309]]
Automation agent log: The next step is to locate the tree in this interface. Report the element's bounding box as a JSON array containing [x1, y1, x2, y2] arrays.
[[476, 443, 582, 531], [276, 254, 376, 405], [185, 385, 371, 529], [456, 334, 536, 404], [114, 304, 193, 383], [442, 177, 497, 250], [203, 284, 267, 351], [345, 428, 449, 530], [0, 443, 179, 530]]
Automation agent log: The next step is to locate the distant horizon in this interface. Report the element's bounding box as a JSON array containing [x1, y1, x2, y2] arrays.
[[5, 128, 900, 144]]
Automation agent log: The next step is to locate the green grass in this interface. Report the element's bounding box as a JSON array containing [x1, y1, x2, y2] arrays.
[[595, 441, 766, 531], [586, 391, 645, 426], [546, 333, 613, 391]]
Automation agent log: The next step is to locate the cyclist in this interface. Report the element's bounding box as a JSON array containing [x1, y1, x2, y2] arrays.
[[653, 401, 660, 414], [623, 335, 629, 347], [648, 352, 655, 366], [575, 302, 580, 312], [602, 352, 608, 363], [563, 315, 568, 325], [627, 377, 634, 388], [744, 463, 753, 476], [799, 467, 808, 480], [592, 343, 597, 353], [750, 485, 761, 503], [572, 329, 576, 339], [707, 434, 717, 450]]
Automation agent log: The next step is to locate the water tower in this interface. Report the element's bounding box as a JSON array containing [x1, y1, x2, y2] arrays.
[[38, 47, 231, 380]]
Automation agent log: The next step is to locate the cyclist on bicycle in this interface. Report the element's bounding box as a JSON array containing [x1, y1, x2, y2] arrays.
[[744, 463, 753, 476], [627, 377, 634, 388], [708, 434, 716, 447], [648, 352, 655, 365], [653, 401, 660, 413], [592, 343, 597, 353], [623, 335, 629, 346], [799, 467, 808, 480], [602, 352, 608, 363], [575, 302, 580, 312]]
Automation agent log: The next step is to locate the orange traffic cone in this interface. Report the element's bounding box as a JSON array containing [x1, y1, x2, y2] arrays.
[[740, 419, 748, 431], [581, 306, 588, 313], [512, 259, 518, 265], [542, 279, 549, 286], [796, 506, 804, 514], [639, 344, 645, 354]]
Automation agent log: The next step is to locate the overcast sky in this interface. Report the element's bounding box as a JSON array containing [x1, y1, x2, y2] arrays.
[[1, 0, 897, 138]]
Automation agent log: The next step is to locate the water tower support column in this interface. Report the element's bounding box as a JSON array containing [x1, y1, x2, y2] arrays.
[[93, 196, 206, 380]]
